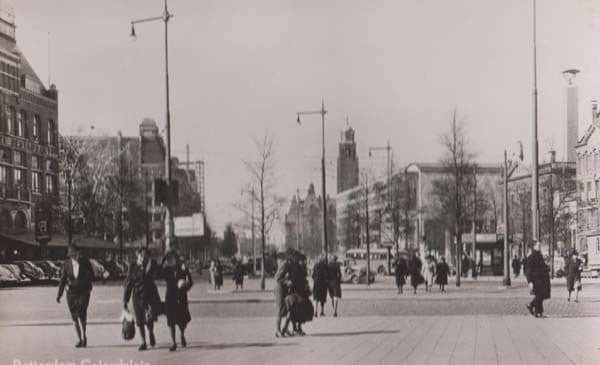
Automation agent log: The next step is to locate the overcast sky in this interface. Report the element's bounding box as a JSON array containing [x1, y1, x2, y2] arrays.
[[11, 0, 600, 235]]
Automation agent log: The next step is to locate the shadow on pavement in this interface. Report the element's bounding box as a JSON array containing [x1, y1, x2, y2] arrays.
[[310, 329, 398, 337]]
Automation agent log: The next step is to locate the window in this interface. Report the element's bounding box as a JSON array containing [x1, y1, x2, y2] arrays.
[[587, 182, 592, 201], [13, 151, 24, 166], [32, 114, 40, 140], [596, 181, 599, 200], [31, 172, 40, 193], [46, 175, 54, 195], [13, 168, 24, 187], [597, 238, 600, 253], [47, 120, 55, 146], [0, 165, 6, 185], [4, 105, 12, 134], [16, 110, 25, 137], [31, 155, 41, 170]]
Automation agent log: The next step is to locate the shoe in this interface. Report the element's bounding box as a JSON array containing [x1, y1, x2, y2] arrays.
[[275, 331, 282, 338], [314, 312, 318, 318], [75, 341, 83, 348], [574, 299, 579, 303], [169, 344, 177, 352], [334, 312, 337, 317], [320, 312, 325, 316], [138, 344, 147, 351], [526, 305, 534, 316], [149, 333, 156, 348], [298, 329, 306, 336], [82, 338, 87, 348], [181, 335, 187, 348], [283, 329, 294, 337]]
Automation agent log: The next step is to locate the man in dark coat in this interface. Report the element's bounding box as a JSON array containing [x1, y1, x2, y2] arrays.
[[123, 248, 162, 351], [526, 241, 550, 317], [327, 255, 342, 317], [312, 255, 328, 316], [512, 255, 521, 277], [393, 254, 408, 294], [274, 252, 291, 337], [435, 257, 450, 292], [408, 252, 423, 294], [56, 245, 95, 348]]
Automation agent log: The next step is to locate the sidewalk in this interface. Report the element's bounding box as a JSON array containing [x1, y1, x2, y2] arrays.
[[3, 314, 600, 365]]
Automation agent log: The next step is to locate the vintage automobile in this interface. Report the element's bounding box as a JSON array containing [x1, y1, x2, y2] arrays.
[[2, 264, 32, 284], [341, 265, 376, 285], [33, 260, 62, 281], [15, 261, 48, 282], [0, 264, 20, 286]]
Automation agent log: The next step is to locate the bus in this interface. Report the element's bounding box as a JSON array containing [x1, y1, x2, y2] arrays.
[[345, 248, 391, 274]]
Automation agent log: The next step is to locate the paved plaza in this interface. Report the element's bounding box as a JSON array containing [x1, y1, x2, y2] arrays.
[[1, 276, 600, 364]]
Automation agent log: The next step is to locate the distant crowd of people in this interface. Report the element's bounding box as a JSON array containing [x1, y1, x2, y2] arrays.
[[392, 252, 450, 294]]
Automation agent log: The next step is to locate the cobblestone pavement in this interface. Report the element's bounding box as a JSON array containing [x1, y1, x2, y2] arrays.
[[2, 276, 600, 364]]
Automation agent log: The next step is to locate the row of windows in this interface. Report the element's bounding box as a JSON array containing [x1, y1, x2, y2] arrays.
[[577, 153, 600, 176], [0, 165, 56, 195], [1, 105, 56, 145], [0, 147, 56, 171], [579, 180, 600, 202]]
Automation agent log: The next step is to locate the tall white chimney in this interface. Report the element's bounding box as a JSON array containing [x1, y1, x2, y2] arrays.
[[563, 69, 580, 163]]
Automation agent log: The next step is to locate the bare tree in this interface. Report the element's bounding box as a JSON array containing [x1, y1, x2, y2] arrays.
[[244, 131, 279, 290], [431, 109, 476, 287]]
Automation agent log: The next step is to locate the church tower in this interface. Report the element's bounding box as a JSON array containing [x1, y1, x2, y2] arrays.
[[337, 123, 359, 193]]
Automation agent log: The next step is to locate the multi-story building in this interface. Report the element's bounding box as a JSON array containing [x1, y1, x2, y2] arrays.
[[0, 10, 60, 261], [284, 183, 336, 258], [575, 101, 600, 271]]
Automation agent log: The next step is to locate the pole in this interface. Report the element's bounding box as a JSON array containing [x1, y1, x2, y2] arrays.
[[365, 174, 370, 287], [387, 142, 392, 273], [531, 0, 540, 243], [163, 0, 175, 252], [404, 167, 410, 251], [321, 100, 329, 263], [251, 187, 256, 274], [472, 165, 477, 275], [296, 190, 300, 251], [503, 150, 511, 286], [549, 174, 555, 278], [67, 172, 72, 246], [145, 170, 150, 248]]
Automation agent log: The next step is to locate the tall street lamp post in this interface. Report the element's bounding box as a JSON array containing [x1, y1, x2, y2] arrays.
[[503, 142, 523, 287], [296, 100, 329, 262], [531, 0, 541, 243], [369, 141, 393, 271], [67, 170, 72, 246], [130, 0, 175, 251]]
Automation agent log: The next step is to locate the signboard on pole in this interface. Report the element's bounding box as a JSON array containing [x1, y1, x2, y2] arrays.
[[34, 205, 51, 243], [174, 212, 204, 237]]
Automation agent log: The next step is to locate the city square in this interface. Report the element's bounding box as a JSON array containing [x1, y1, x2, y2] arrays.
[[1, 0, 600, 364]]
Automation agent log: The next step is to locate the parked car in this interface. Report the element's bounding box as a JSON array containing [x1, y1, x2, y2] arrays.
[[100, 260, 125, 280], [89, 259, 109, 281], [33, 260, 61, 281], [2, 264, 32, 285], [0, 265, 20, 286], [341, 265, 375, 285], [15, 261, 48, 282]]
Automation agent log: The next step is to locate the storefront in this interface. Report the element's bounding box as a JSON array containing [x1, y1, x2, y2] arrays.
[[462, 233, 505, 276]]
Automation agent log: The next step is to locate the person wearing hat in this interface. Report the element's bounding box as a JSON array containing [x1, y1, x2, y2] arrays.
[[161, 248, 193, 351], [565, 249, 583, 303], [525, 240, 551, 317], [327, 255, 342, 317], [123, 248, 162, 351], [393, 252, 408, 294], [312, 254, 328, 316], [56, 244, 95, 348]]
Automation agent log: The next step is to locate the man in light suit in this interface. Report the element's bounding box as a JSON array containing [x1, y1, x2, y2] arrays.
[[57, 244, 95, 348]]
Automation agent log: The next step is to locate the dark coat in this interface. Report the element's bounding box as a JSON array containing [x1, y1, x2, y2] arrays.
[[408, 256, 423, 288], [435, 262, 449, 285], [565, 257, 583, 292], [326, 261, 342, 298], [233, 263, 244, 285], [163, 263, 193, 328], [123, 259, 163, 325], [58, 257, 94, 297], [394, 257, 408, 286], [312, 261, 328, 303], [526, 251, 550, 299]]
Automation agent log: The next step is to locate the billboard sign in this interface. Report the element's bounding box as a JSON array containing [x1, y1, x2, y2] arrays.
[[174, 212, 205, 237]]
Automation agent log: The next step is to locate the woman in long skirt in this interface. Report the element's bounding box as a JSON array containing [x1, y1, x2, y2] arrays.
[[312, 256, 328, 316], [565, 250, 583, 302], [435, 257, 449, 292], [422, 256, 436, 292], [393, 254, 408, 294], [162, 249, 193, 352], [408, 253, 423, 294]]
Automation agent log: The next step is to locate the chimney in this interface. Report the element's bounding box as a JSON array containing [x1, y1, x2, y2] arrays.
[[549, 150, 556, 163], [562, 69, 580, 163]]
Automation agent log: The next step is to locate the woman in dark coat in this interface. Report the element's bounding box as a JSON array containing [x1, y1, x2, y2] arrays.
[[123, 248, 163, 351], [232, 260, 244, 291], [327, 255, 342, 317], [408, 253, 423, 294], [526, 241, 550, 317], [274, 253, 291, 337], [284, 252, 313, 336], [162, 250, 193, 352], [393, 254, 408, 294], [312, 256, 328, 316], [435, 257, 450, 292], [565, 250, 583, 302], [214, 259, 223, 290]]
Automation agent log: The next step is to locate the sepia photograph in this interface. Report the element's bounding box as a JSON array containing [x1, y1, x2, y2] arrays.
[[1, 0, 600, 364]]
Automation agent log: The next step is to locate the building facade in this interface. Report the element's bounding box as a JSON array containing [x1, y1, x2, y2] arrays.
[[0, 11, 60, 261], [575, 101, 600, 270], [284, 183, 336, 258]]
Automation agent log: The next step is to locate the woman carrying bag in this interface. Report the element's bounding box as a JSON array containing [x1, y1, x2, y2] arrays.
[[162, 248, 193, 352]]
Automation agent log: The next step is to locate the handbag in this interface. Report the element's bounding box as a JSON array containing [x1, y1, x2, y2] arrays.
[[121, 309, 135, 341]]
